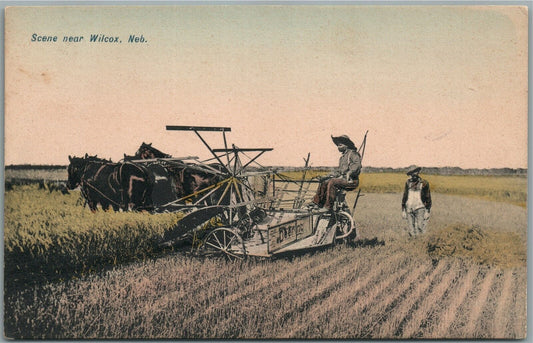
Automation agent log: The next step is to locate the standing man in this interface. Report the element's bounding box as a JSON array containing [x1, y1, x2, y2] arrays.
[[312, 135, 362, 209], [401, 166, 432, 237]]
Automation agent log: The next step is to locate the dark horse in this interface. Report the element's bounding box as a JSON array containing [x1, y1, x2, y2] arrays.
[[170, 163, 223, 201], [121, 143, 225, 209], [123, 142, 172, 161], [140, 162, 224, 210], [67, 154, 153, 212]]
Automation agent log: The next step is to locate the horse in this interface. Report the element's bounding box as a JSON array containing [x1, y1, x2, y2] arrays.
[[137, 142, 172, 159], [164, 162, 225, 201], [122, 144, 225, 207], [172, 162, 257, 207], [124, 142, 172, 161], [67, 154, 119, 211], [67, 154, 154, 212], [145, 162, 180, 210], [121, 143, 238, 209]]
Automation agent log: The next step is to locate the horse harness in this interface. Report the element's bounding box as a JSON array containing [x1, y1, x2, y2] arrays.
[[79, 161, 124, 209]]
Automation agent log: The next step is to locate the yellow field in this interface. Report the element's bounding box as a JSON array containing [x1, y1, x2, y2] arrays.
[[273, 171, 527, 207], [360, 173, 526, 207]]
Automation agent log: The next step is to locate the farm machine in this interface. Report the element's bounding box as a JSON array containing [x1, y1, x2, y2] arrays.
[[138, 125, 365, 260]]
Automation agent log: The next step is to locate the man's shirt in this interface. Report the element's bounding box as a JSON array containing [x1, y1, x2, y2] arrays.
[[337, 149, 362, 180]]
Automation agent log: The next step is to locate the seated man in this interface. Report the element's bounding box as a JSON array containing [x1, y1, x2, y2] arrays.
[[311, 135, 362, 209]]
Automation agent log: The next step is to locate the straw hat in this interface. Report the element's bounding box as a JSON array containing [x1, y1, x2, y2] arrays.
[[406, 165, 422, 176], [331, 135, 356, 150]]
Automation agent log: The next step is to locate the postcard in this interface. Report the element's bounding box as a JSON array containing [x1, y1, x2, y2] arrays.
[[4, 4, 528, 339]]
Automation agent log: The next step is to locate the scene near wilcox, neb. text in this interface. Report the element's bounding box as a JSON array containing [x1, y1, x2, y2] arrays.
[[4, 5, 528, 339]]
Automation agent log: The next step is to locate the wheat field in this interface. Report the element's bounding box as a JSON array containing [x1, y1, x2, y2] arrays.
[[4, 173, 527, 339]]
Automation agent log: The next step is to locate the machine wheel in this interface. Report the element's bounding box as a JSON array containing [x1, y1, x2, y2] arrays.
[[200, 227, 247, 260], [334, 211, 357, 241]]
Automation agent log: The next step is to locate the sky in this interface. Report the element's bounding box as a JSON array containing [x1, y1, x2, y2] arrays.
[[4, 5, 529, 169]]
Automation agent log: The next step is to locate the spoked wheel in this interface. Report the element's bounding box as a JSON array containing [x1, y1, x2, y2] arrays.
[[200, 227, 247, 260], [334, 211, 357, 241]]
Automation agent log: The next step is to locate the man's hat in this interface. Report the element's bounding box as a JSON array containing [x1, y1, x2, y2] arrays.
[[406, 165, 422, 175], [331, 135, 356, 150]]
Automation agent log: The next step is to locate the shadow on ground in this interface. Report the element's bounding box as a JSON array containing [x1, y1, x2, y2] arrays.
[[349, 237, 385, 248]]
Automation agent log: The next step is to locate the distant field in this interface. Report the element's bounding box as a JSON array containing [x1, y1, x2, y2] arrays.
[[5, 168, 67, 182], [3, 171, 528, 339], [5, 167, 528, 207], [5, 165, 527, 206], [273, 171, 527, 207], [359, 173, 527, 207]]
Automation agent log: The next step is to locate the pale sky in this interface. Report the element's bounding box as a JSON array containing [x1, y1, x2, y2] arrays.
[[4, 5, 528, 168]]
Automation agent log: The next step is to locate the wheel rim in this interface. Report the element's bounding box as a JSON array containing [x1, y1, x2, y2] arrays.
[[335, 211, 355, 240], [202, 228, 245, 260]]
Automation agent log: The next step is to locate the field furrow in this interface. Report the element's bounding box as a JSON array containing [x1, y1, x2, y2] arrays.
[[150, 256, 318, 316], [354, 260, 432, 338], [463, 269, 496, 337], [401, 260, 461, 338], [254, 261, 364, 337], [216, 249, 373, 337], [101, 258, 241, 318], [425, 265, 479, 337], [446, 266, 492, 337], [392, 260, 450, 337], [491, 269, 513, 338], [364, 259, 448, 338], [280, 246, 410, 338], [475, 269, 506, 338], [509, 269, 527, 338], [178, 249, 355, 337], [325, 253, 420, 337]]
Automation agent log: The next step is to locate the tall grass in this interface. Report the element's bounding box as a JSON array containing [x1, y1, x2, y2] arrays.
[[4, 185, 182, 285]]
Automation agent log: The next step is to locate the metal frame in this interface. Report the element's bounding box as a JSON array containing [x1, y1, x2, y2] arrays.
[[159, 125, 364, 259]]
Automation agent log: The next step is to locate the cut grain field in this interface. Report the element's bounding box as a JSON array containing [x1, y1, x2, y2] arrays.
[[4, 173, 527, 339]]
